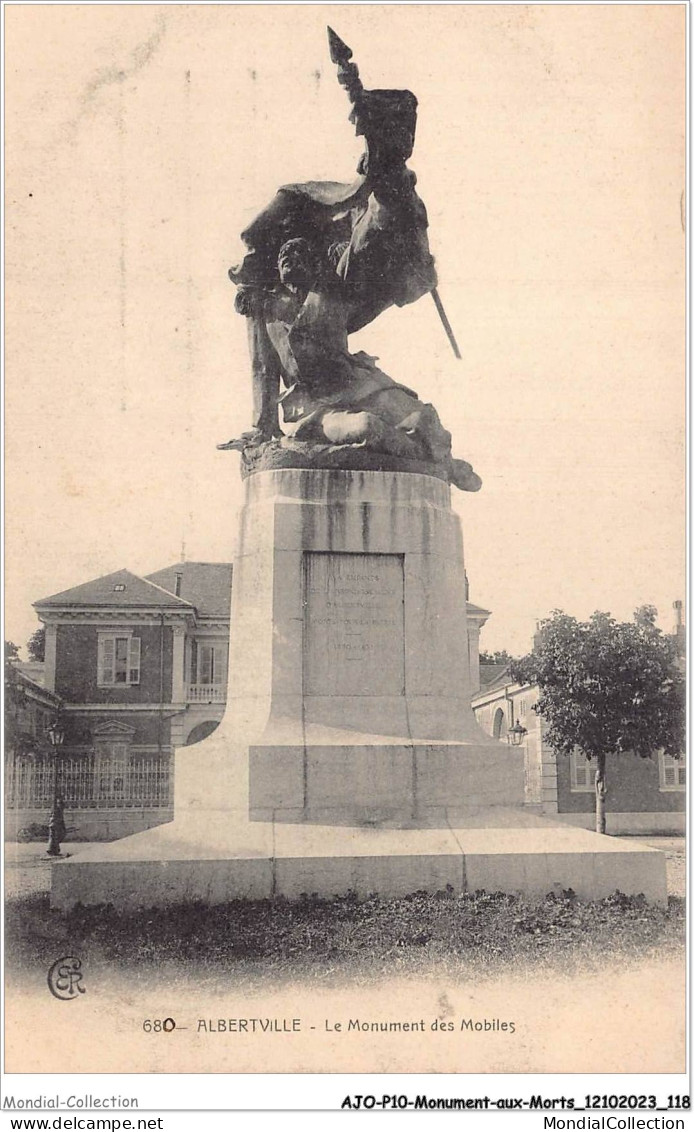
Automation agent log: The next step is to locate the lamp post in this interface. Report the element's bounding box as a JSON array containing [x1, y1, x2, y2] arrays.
[[46, 720, 65, 857], [508, 721, 527, 747]]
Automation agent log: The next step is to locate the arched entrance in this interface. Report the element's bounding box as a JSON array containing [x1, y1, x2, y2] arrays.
[[492, 707, 507, 740]]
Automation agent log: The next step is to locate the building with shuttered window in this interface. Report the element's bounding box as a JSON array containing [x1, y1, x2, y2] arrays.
[[7, 563, 494, 841], [5, 563, 231, 840], [471, 603, 686, 835]]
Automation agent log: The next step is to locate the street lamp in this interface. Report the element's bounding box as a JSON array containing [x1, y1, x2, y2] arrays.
[[508, 721, 527, 747], [46, 720, 66, 857]]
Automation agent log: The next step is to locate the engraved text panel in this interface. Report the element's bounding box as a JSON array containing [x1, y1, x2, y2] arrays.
[[303, 553, 405, 696]]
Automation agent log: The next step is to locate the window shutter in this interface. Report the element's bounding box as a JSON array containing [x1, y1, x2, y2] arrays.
[[99, 637, 115, 685], [200, 644, 213, 685], [572, 749, 594, 789], [218, 643, 229, 686], [190, 640, 198, 684], [128, 637, 141, 684], [212, 645, 226, 685], [659, 753, 685, 788]]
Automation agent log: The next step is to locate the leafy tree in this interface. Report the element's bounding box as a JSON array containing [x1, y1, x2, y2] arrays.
[[5, 641, 23, 723], [27, 626, 46, 662], [5, 642, 30, 756], [509, 608, 685, 834], [478, 649, 517, 666]]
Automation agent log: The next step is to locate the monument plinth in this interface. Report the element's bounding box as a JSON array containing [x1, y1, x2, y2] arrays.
[[174, 468, 524, 828], [52, 467, 666, 910]]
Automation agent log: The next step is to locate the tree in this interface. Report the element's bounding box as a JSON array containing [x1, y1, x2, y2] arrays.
[[27, 626, 46, 662], [5, 642, 22, 704], [5, 641, 30, 756], [478, 649, 517, 666], [509, 608, 685, 834]]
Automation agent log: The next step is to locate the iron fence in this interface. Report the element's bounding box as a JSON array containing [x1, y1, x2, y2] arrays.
[[5, 750, 173, 810]]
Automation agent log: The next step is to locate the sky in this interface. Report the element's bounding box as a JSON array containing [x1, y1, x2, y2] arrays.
[[4, 3, 686, 657]]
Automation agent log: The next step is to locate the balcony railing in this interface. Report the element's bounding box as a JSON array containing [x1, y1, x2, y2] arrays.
[[187, 683, 226, 703]]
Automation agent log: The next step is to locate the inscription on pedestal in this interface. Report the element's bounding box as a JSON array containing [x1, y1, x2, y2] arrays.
[[303, 552, 405, 696]]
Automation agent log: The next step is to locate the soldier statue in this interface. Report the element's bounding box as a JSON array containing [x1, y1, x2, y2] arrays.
[[221, 28, 480, 492]]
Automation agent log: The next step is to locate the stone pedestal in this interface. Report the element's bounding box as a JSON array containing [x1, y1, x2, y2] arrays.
[[174, 469, 524, 826], [51, 469, 667, 909]]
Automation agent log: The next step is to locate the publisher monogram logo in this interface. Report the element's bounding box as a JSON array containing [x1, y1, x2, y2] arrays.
[[47, 956, 86, 1001]]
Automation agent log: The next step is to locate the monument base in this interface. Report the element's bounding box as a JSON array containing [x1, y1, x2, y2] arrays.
[[48, 469, 667, 911], [51, 808, 667, 910]]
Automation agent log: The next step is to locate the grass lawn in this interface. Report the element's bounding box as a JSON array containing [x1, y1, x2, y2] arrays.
[[5, 875, 685, 992]]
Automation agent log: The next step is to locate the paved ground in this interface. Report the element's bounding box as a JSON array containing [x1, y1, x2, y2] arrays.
[[4, 835, 686, 900]]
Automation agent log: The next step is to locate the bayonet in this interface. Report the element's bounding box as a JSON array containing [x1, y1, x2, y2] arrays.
[[431, 288, 462, 361]]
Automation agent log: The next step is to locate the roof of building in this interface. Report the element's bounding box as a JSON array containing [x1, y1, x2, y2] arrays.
[[33, 563, 232, 620], [478, 662, 510, 689], [15, 660, 46, 687], [145, 563, 232, 619], [34, 568, 194, 610], [466, 601, 492, 624], [466, 601, 492, 617], [8, 663, 61, 705]]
